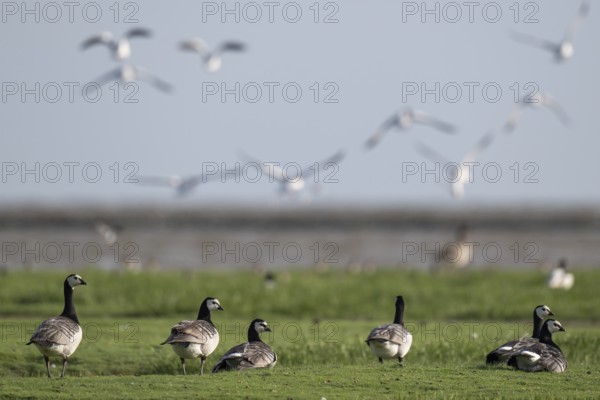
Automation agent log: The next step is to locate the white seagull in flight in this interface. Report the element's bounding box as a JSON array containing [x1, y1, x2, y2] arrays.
[[136, 173, 218, 197], [511, 1, 590, 62], [87, 64, 173, 93], [365, 107, 456, 150], [240, 150, 346, 198], [415, 131, 497, 199], [81, 28, 152, 61], [180, 38, 246, 72], [503, 92, 571, 134]]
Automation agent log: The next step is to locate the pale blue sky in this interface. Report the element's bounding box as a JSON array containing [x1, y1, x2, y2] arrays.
[[1, 1, 598, 207]]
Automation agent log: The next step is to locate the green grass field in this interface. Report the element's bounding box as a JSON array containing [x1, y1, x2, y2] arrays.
[[1, 268, 599, 399]]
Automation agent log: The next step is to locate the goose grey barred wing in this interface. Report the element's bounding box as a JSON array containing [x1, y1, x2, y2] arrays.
[[367, 323, 410, 345], [27, 317, 80, 347], [238, 342, 277, 369], [486, 337, 540, 364], [212, 341, 276, 372], [508, 343, 567, 372], [161, 320, 218, 345]]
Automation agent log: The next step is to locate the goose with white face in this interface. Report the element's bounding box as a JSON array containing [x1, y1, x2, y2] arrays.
[[507, 319, 567, 373], [27, 274, 87, 378], [161, 297, 223, 375]]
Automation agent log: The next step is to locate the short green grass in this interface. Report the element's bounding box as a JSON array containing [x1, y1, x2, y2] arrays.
[[1, 268, 599, 399]]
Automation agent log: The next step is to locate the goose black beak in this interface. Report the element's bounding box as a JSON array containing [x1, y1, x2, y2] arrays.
[[264, 326, 272, 332], [217, 305, 224, 311], [548, 310, 554, 316], [80, 279, 87, 285]]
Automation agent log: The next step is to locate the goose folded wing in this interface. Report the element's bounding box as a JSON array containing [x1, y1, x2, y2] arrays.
[[29, 317, 80, 346], [163, 320, 217, 344], [238, 342, 276, 369]]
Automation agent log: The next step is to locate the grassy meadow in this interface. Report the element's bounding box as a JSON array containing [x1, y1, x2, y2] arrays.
[[1, 267, 599, 399]]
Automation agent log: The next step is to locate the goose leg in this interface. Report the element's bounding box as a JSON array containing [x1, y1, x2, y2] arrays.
[[61, 358, 68, 378], [181, 358, 186, 375], [44, 356, 51, 378], [397, 356, 404, 366], [378, 357, 383, 364], [200, 356, 206, 375]]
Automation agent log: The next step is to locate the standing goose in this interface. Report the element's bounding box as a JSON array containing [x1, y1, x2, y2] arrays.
[[212, 319, 277, 372], [161, 297, 223, 375], [365, 296, 413, 365], [26, 274, 87, 378], [486, 305, 554, 365], [507, 319, 567, 373]]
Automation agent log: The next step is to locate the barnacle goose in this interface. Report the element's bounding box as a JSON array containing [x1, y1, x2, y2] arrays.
[[507, 319, 567, 373], [365, 295, 413, 365], [161, 297, 223, 375], [486, 304, 554, 364], [212, 319, 277, 372], [26, 274, 87, 378]]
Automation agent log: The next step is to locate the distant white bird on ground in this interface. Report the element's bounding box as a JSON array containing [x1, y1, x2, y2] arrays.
[[87, 64, 173, 94], [81, 28, 152, 61], [240, 150, 346, 198], [136, 173, 218, 197], [511, 1, 590, 62], [415, 131, 497, 199], [365, 107, 456, 150], [180, 38, 246, 72], [504, 92, 571, 134], [430, 223, 472, 270], [547, 259, 574, 290]]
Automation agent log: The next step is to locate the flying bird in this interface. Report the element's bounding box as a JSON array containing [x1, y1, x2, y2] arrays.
[[87, 64, 173, 94], [240, 150, 346, 198], [180, 38, 246, 72], [504, 92, 571, 134], [511, 1, 590, 62], [81, 28, 152, 60], [365, 107, 456, 150], [136, 172, 218, 197], [415, 131, 497, 199]]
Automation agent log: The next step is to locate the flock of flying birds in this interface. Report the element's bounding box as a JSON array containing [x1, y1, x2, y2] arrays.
[[79, 2, 590, 202], [26, 277, 568, 379]]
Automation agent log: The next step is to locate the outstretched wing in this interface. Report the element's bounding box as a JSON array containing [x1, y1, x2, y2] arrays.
[[364, 114, 400, 150], [563, 1, 590, 43], [124, 28, 152, 39], [81, 32, 114, 50], [412, 110, 456, 134], [302, 150, 346, 178]]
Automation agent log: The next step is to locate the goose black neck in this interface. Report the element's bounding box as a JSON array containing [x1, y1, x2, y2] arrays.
[[248, 324, 262, 342], [532, 309, 543, 339], [197, 302, 213, 324], [539, 324, 559, 350], [60, 280, 79, 324], [393, 298, 405, 326]]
